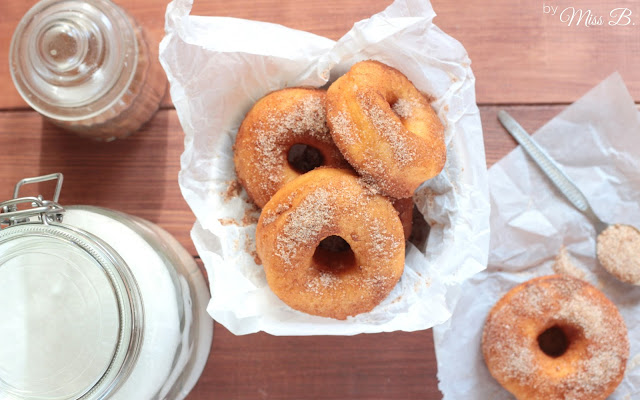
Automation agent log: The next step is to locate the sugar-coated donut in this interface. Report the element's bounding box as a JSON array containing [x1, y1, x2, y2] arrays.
[[482, 275, 629, 400], [234, 87, 350, 208], [326, 60, 446, 198], [256, 167, 405, 319]]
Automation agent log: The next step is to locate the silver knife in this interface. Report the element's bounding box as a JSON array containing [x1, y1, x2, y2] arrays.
[[497, 110, 607, 233]]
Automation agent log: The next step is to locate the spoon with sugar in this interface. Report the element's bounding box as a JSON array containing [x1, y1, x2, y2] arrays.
[[498, 110, 640, 285]]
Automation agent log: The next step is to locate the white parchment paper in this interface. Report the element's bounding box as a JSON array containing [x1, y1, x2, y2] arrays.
[[159, 0, 490, 335], [433, 73, 640, 398]]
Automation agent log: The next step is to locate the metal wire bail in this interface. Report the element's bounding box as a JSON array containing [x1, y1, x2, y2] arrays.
[[0, 173, 65, 229]]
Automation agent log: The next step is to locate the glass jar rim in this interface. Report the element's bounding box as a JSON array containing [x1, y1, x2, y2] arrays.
[[0, 222, 144, 400]]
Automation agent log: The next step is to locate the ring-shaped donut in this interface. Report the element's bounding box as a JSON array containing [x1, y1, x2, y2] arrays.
[[256, 167, 405, 319], [326, 60, 446, 198], [482, 275, 629, 400], [234, 87, 349, 208]]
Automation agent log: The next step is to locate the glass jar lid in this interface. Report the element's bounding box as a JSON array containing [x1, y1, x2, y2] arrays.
[[9, 0, 138, 121], [0, 174, 143, 400]]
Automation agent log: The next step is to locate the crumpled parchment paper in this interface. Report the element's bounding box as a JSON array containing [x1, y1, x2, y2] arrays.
[[433, 72, 640, 399], [159, 0, 490, 335]]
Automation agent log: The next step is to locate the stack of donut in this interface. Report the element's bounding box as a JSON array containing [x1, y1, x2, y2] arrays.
[[233, 60, 446, 319]]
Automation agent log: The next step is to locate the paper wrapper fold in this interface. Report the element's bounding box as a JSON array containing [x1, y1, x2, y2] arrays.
[[160, 0, 490, 335], [434, 72, 640, 398]]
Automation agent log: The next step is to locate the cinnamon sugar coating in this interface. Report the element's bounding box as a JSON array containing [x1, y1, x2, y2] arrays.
[[234, 87, 349, 208], [326, 60, 446, 199], [597, 224, 640, 285], [256, 168, 405, 320], [482, 275, 629, 400]]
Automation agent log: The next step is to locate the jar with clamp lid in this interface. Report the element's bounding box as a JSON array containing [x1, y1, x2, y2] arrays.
[[0, 174, 213, 399], [9, 0, 167, 141]]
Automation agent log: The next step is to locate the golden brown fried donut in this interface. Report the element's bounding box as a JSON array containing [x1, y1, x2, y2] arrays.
[[256, 168, 405, 319], [326, 60, 446, 198], [482, 275, 629, 400], [234, 88, 349, 208]]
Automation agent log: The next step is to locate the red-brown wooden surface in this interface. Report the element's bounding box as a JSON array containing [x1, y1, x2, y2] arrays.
[[0, 0, 637, 398]]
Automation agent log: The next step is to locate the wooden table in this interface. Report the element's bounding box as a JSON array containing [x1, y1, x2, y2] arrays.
[[1, 0, 638, 398]]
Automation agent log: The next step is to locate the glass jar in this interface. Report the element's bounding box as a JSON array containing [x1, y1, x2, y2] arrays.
[[0, 174, 213, 400], [9, 0, 167, 141]]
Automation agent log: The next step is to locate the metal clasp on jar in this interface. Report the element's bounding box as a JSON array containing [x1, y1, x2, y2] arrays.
[[0, 173, 65, 229]]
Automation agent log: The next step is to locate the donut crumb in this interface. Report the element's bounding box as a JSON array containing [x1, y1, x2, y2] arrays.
[[243, 203, 261, 225], [218, 218, 237, 226], [243, 233, 261, 265], [553, 246, 586, 280], [224, 179, 242, 201]]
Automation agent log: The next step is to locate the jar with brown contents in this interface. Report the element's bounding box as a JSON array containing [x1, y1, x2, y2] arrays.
[[10, 0, 167, 141]]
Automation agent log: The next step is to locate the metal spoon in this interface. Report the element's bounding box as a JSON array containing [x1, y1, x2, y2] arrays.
[[498, 110, 640, 285]]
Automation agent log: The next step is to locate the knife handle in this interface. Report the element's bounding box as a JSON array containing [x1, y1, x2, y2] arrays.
[[497, 110, 607, 233]]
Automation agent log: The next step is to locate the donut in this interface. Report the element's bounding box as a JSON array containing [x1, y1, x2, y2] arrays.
[[326, 60, 446, 198], [234, 87, 350, 208], [482, 275, 629, 400], [256, 167, 405, 319]]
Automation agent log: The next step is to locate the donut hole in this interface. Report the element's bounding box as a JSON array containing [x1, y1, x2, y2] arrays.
[[537, 325, 570, 358], [313, 235, 356, 271], [287, 144, 324, 173]]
